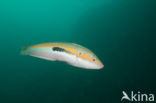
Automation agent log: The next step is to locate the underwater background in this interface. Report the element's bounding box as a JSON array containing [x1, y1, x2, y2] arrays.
[[0, 0, 155, 103]]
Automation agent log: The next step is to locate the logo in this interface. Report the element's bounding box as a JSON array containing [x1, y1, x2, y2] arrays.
[[121, 91, 155, 102]]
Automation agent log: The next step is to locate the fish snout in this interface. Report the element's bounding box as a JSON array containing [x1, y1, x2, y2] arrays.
[[96, 61, 104, 69]]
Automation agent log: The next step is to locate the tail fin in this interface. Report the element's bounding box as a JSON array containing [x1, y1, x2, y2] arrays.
[[21, 46, 28, 55]]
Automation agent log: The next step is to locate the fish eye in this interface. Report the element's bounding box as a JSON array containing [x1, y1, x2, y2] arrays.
[[93, 59, 96, 61]]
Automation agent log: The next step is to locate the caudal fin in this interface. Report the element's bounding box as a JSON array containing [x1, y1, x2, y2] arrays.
[[21, 46, 28, 55]]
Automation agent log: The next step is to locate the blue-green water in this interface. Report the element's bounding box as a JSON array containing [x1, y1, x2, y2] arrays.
[[0, 0, 155, 103]]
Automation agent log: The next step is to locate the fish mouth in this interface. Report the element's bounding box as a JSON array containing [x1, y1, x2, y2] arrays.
[[95, 60, 104, 69], [96, 63, 104, 69], [100, 64, 104, 69], [89, 61, 104, 69]]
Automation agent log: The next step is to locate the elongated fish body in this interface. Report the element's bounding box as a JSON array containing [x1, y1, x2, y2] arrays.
[[21, 42, 104, 69]]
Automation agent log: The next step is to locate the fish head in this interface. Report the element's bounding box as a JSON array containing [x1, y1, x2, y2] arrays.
[[76, 50, 104, 69]]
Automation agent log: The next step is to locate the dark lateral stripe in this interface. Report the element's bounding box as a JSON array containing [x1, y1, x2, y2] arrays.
[[52, 47, 73, 54]]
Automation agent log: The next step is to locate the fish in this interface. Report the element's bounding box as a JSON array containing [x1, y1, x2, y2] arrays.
[[21, 42, 104, 69]]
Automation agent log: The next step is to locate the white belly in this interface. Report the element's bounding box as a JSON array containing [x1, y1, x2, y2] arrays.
[[51, 52, 100, 69]]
